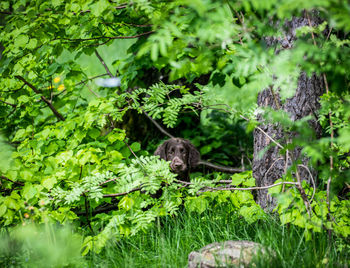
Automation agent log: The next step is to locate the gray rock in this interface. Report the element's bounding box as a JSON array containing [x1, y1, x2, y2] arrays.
[[188, 240, 273, 268]]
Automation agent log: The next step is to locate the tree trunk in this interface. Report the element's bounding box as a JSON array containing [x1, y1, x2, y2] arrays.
[[253, 11, 324, 211]]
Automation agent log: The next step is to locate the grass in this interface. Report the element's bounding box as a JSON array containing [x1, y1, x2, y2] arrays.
[[88, 205, 349, 267], [1, 205, 348, 267]]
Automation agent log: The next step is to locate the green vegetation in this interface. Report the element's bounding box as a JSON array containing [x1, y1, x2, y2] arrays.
[[0, 0, 349, 266], [1, 207, 348, 267]]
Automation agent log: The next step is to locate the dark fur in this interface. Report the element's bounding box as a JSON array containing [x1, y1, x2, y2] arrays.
[[154, 138, 200, 181]]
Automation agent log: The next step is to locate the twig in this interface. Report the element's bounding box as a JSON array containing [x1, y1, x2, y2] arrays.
[[298, 164, 316, 203], [83, 193, 93, 232], [15, 75, 65, 121], [307, 11, 334, 221], [2, 4, 129, 16], [197, 160, 243, 173], [109, 31, 154, 40], [103, 187, 141, 197], [60, 31, 154, 46], [86, 82, 101, 98], [323, 73, 335, 223], [83, 178, 118, 194], [75, 73, 109, 86], [282, 150, 289, 192], [123, 140, 140, 160], [269, 86, 281, 110], [325, 27, 333, 42], [264, 157, 284, 181], [95, 50, 114, 78], [143, 110, 174, 138], [239, 114, 284, 149], [199, 103, 284, 149], [0, 100, 17, 108], [197, 181, 298, 193], [295, 167, 312, 217], [1, 175, 24, 186]]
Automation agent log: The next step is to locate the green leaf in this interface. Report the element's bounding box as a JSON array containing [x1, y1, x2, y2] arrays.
[[107, 131, 125, 143], [91, 0, 109, 17], [185, 197, 208, 214], [13, 129, 26, 141], [20, 170, 34, 181], [119, 196, 135, 211], [14, 35, 29, 48], [22, 183, 37, 200], [130, 142, 141, 152], [42, 177, 57, 190], [243, 177, 255, 187], [109, 150, 124, 160], [231, 173, 245, 185], [82, 236, 94, 256], [268, 179, 283, 195], [0, 204, 7, 217], [27, 38, 37, 49], [4, 197, 19, 210], [18, 95, 30, 103], [88, 128, 100, 139], [52, 0, 61, 8]]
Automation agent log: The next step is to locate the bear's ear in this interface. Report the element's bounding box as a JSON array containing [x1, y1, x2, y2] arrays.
[[154, 139, 170, 160], [184, 140, 200, 169]]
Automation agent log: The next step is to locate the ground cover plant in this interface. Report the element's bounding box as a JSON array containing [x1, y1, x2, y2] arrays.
[[0, 0, 349, 266]]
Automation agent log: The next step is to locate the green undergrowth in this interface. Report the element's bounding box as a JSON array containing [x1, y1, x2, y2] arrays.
[[88, 205, 348, 268], [1, 205, 348, 267]]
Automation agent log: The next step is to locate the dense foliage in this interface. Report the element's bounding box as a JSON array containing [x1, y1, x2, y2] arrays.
[[0, 0, 349, 261]]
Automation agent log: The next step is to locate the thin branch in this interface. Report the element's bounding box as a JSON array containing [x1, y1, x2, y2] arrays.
[[83, 178, 118, 194], [95, 50, 114, 77], [1, 175, 24, 186], [198, 181, 298, 193], [62, 31, 154, 43], [306, 12, 317, 47], [15, 75, 65, 121], [75, 73, 109, 86], [323, 73, 334, 221], [76, 203, 120, 216], [123, 140, 143, 164], [109, 31, 154, 40], [0, 100, 17, 108], [86, 82, 101, 98], [239, 114, 284, 149], [269, 86, 281, 110], [143, 110, 174, 138], [295, 167, 312, 217], [264, 157, 284, 182], [103, 187, 141, 197], [83, 193, 93, 232], [2, 3, 129, 16], [200, 103, 284, 149], [197, 160, 243, 173], [307, 11, 334, 221], [325, 27, 333, 42], [298, 164, 316, 203]]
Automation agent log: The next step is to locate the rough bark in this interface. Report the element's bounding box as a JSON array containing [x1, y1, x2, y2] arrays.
[[253, 12, 324, 210]]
